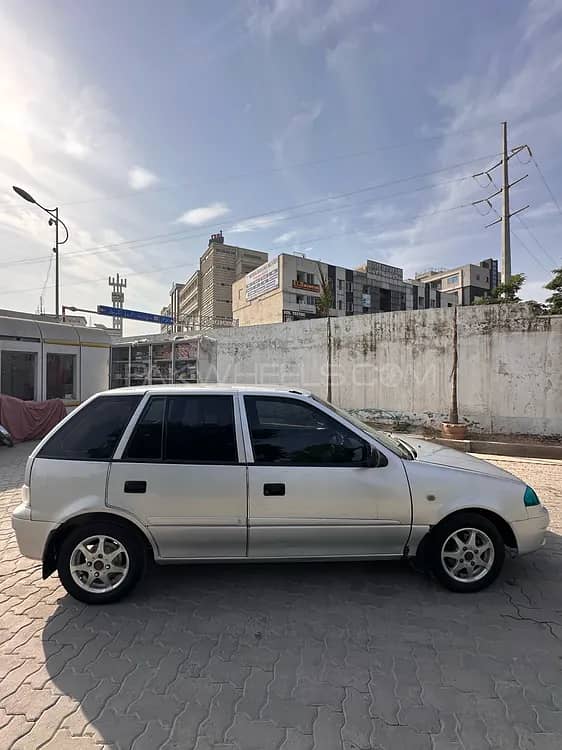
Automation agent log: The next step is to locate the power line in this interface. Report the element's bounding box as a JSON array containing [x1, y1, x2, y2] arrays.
[[0, 199, 480, 297], [2, 173, 479, 270], [1, 152, 500, 270], [488, 207, 549, 272], [0, 123, 501, 211], [531, 155, 562, 218], [515, 214, 559, 267]]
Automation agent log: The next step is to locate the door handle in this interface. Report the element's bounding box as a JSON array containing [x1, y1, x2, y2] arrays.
[[124, 480, 147, 493], [264, 483, 285, 496]]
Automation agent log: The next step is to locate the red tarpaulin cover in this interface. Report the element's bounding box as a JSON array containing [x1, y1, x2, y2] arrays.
[[0, 395, 67, 443]]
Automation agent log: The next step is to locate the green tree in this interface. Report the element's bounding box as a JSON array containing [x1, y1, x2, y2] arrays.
[[474, 273, 526, 304], [545, 267, 562, 314], [316, 263, 334, 317]]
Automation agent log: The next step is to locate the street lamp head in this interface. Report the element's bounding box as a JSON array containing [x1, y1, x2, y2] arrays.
[[12, 185, 37, 204]]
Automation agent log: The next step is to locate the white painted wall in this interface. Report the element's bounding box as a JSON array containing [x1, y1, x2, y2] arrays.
[[209, 305, 562, 436]]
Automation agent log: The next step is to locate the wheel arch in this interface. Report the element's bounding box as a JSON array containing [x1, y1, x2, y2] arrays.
[[42, 511, 157, 579], [415, 507, 517, 568]]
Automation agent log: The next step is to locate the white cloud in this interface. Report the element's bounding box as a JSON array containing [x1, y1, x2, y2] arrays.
[[128, 166, 158, 190], [272, 100, 323, 165], [63, 134, 89, 159], [176, 202, 230, 226], [274, 229, 298, 244], [230, 214, 286, 233], [247, 0, 372, 43], [0, 7, 174, 335]]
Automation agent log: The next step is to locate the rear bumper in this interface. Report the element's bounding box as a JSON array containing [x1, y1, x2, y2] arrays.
[[11, 503, 59, 561], [511, 505, 550, 555]]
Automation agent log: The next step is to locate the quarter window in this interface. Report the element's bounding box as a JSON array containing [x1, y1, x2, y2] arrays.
[[244, 396, 368, 465], [38, 395, 141, 460], [123, 397, 165, 461]]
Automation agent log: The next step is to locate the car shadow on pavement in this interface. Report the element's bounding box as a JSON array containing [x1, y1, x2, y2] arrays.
[[40, 533, 562, 750]]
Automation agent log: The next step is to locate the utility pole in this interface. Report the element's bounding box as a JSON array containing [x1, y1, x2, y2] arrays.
[[12, 186, 69, 320], [501, 122, 511, 284], [108, 274, 127, 334], [472, 122, 530, 286], [54, 208, 60, 318]]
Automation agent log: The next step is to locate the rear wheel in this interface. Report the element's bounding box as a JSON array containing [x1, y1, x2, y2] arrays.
[[430, 512, 505, 592], [57, 521, 145, 604]]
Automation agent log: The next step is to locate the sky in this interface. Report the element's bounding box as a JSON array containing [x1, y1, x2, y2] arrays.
[[1, 0, 562, 336]]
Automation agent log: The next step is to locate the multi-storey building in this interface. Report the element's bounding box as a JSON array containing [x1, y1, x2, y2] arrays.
[[199, 232, 268, 325], [414, 258, 499, 305], [232, 254, 457, 327], [162, 233, 268, 331]]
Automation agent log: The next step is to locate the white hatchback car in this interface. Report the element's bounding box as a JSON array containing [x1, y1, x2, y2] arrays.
[[12, 385, 548, 604]]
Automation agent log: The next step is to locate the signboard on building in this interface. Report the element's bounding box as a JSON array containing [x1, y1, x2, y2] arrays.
[[97, 305, 174, 325], [292, 279, 320, 293], [362, 293, 371, 307], [246, 257, 279, 301]]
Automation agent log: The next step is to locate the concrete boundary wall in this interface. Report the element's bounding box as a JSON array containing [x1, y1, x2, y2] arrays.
[[209, 305, 562, 436]]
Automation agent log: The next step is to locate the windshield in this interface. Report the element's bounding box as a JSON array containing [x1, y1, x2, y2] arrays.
[[310, 395, 414, 460]]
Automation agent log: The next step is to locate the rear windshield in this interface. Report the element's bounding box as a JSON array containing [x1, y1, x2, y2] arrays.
[[38, 395, 141, 461]]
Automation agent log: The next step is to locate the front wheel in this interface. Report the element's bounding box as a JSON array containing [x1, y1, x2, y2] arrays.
[[430, 512, 505, 592], [57, 521, 146, 604]]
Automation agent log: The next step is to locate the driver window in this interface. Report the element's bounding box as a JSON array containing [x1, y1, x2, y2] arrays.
[[244, 396, 368, 465]]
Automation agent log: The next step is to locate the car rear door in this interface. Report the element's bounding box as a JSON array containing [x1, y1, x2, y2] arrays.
[[242, 394, 411, 558], [107, 392, 247, 559]]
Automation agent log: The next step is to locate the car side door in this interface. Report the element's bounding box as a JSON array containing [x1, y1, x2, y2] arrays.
[[107, 393, 248, 559], [242, 394, 412, 558]]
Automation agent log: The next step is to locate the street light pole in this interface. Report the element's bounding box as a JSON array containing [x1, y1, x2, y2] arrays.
[[12, 186, 69, 320]]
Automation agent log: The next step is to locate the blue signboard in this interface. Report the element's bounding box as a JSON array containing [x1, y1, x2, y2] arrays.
[[97, 305, 174, 325]]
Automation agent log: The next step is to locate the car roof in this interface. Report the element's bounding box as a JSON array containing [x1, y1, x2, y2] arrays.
[[97, 384, 313, 398]]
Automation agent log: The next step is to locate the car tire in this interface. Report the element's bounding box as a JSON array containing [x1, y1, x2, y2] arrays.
[[57, 521, 146, 604], [430, 512, 505, 593]]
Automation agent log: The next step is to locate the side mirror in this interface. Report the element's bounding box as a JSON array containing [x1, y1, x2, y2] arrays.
[[362, 444, 388, 468]]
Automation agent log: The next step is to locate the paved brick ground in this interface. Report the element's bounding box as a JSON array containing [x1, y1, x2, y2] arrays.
[[1, 442, 561, 749]]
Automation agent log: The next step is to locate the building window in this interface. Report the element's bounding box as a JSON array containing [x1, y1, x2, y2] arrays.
[[296, 295, 304, 304], [306, 295, 316, 306], [346, 302, 353, 312], [430, 300, 436, 308], [1, 351, 37, 400], [297, 271, 306, 283], [447, 274, 459, 285], [47, 353, 77, 400], [362, 307, 369, 314], [363, 286, 369, 294], [338, 300, 343, 310], [476, 274, 480, 281], [346, 282, 353, 292], [338, 279, 343, 291], [419, 296, 424, 306], [306, 272, 315, 285]]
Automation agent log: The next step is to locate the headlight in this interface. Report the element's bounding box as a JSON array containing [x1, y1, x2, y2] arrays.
[[524, 486, 540, 507]]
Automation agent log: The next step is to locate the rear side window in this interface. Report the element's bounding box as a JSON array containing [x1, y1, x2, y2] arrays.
[[122, 394, 238, 464], [165, 395, 237, 463], [38, 395, 141, 461]]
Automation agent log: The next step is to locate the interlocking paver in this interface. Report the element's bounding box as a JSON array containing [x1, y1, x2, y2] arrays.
[[0, 443, 561, 748]]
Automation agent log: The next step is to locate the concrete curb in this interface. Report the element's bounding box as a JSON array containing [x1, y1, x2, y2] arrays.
[[433, 437, 562, 460]]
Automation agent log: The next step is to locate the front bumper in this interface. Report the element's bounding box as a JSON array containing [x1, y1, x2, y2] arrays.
[[11, 503, 59, 561], [511, 505, 550, 555]]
